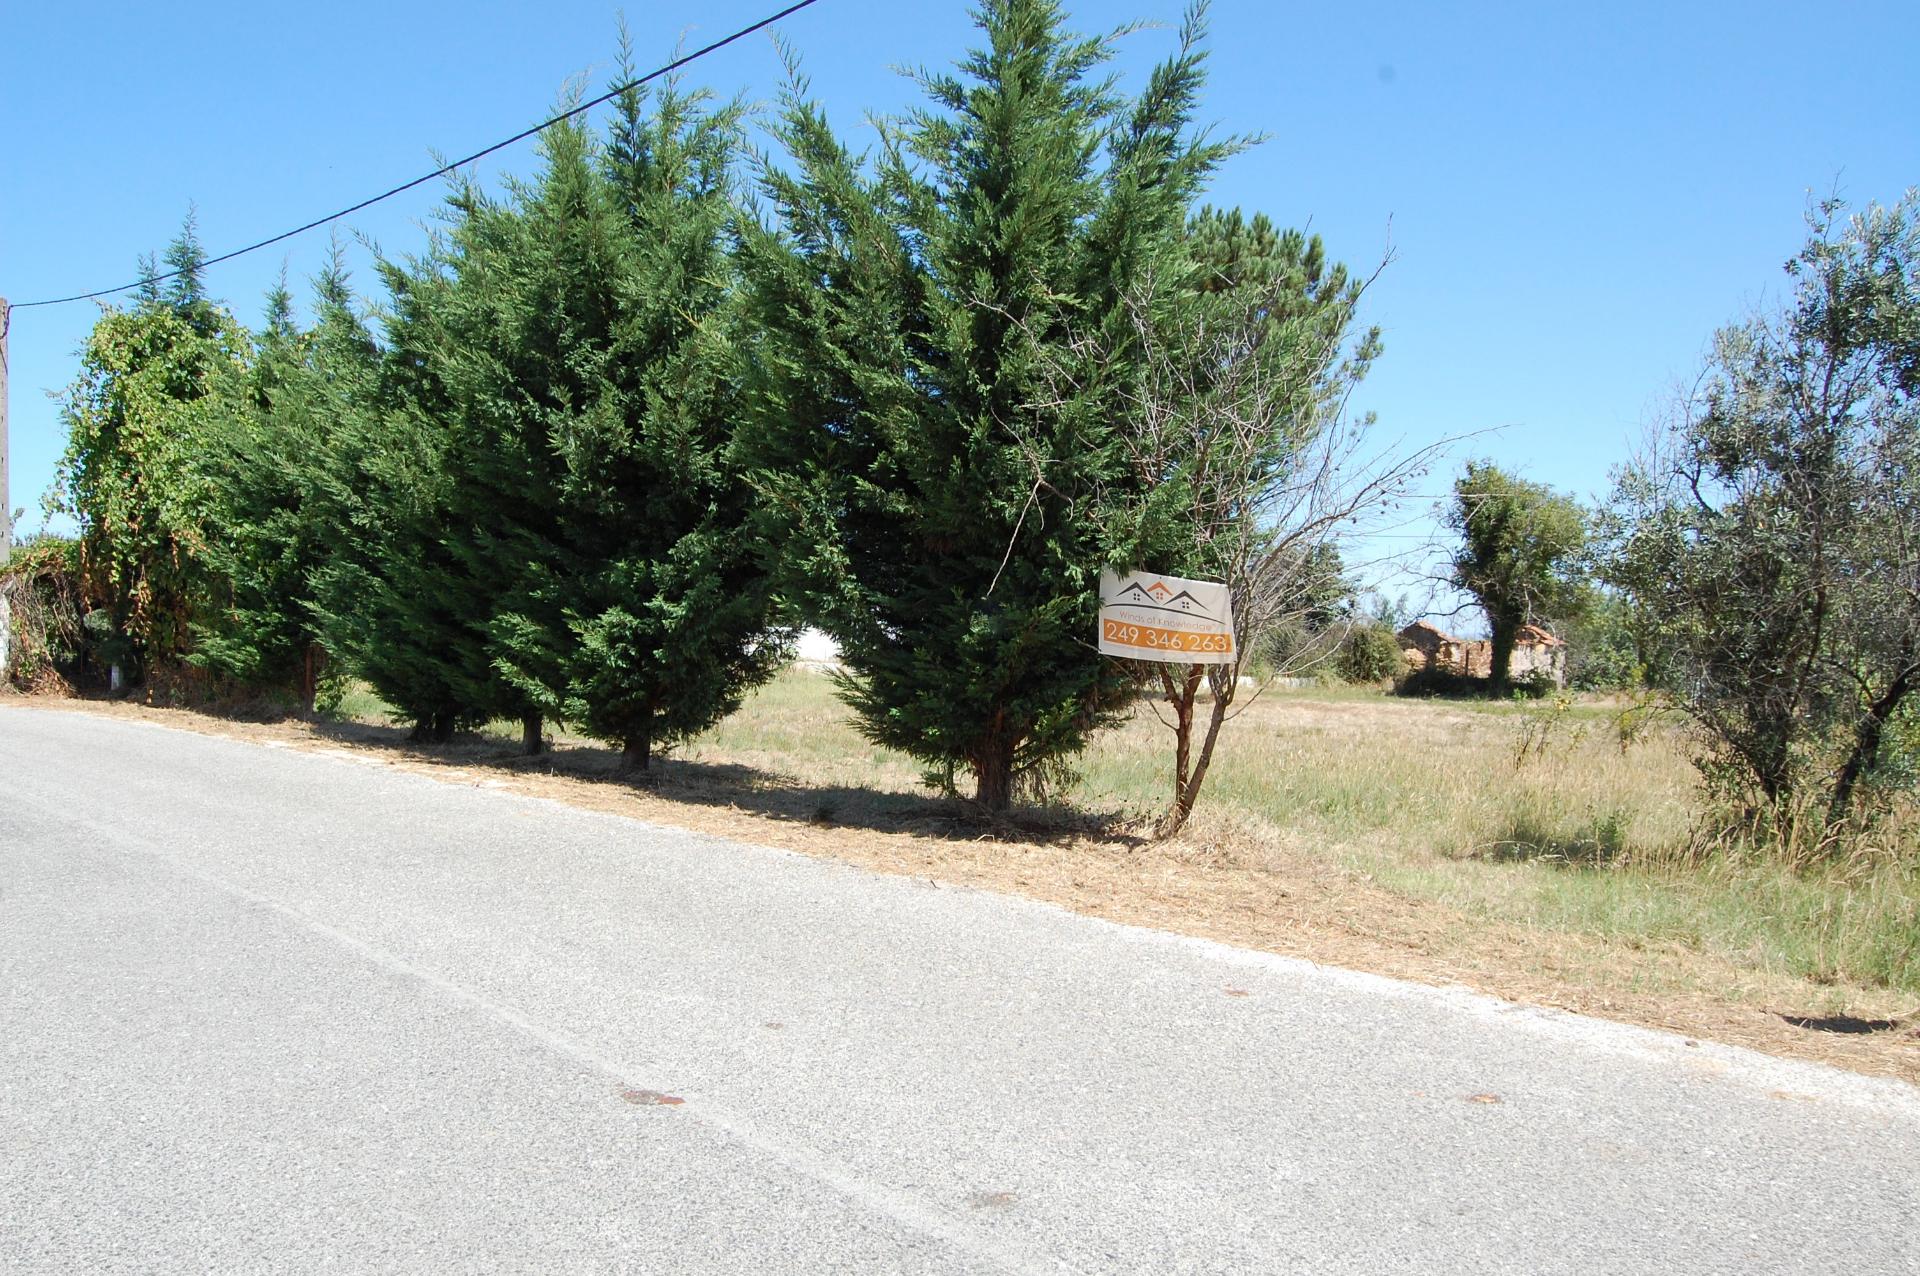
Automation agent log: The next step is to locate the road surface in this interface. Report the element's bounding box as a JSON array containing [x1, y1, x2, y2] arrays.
[[3, 704, 1917, 1274]]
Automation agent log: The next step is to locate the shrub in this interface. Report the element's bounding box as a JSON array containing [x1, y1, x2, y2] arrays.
[[1335, 622, 1404, 684], [2, 538, 90, 692]]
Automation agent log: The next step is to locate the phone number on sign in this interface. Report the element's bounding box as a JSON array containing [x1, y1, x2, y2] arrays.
[[1101, 620, 1234, 654]]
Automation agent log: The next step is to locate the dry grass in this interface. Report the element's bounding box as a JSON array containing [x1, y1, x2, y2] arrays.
[[16, 670, 1919, 1085], [1078, 690, 1919, 997]]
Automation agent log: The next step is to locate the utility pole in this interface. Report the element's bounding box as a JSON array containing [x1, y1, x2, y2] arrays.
[[0, 297, 11, 683]]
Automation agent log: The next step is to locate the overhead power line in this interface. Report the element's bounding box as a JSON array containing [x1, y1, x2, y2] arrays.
[[10, 0, 823, 311]]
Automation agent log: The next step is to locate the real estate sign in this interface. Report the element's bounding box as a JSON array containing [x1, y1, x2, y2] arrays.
[[1098, 570, 1236, 664]]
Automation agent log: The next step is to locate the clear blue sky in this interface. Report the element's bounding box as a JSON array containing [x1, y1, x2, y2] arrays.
[[5, 0, 1915, 619]]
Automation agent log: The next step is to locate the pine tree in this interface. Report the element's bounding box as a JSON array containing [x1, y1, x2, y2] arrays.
[[1183, 205, 1380, 403], [1093, 203, 1392, 836], [745, 0, 1231, 810]]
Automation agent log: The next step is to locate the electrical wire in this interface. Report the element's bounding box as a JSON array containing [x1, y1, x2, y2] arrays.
[[9, 0, 822, 311]]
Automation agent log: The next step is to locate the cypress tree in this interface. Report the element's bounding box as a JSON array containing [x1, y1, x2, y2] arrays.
[[408, 74, 787, 767], [745, 0, 1232, 810], [192, 272, 331, 700], [303, 254, 498, 740], [163, 210, 212, 318], [552, 75, 790, 768], [399, 163, 574, 752]]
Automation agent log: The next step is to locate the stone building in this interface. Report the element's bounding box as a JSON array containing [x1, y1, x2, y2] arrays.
[[1396, 620, 1566, 687]]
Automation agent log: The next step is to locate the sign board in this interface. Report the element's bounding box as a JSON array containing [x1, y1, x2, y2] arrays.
[[1098, 570, 1236, 664]]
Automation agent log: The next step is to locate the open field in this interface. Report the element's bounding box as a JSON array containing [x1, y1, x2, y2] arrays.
[[19, 671, 1920, 1082], [684, 674, 1919, 996]]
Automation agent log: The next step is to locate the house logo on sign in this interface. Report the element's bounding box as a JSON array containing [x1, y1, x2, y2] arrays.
[[1106, 578, 1225, 623], [1098, 570, 1235, 664]]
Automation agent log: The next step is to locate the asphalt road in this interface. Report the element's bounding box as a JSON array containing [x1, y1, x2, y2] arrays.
[[3, 704, 1917, 1275]]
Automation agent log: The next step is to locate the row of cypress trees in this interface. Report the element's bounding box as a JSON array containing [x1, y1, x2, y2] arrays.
[[54, 0, 1376, 810]]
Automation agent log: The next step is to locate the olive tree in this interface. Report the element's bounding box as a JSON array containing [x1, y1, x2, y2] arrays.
[[1605, 191, 1920, 837]]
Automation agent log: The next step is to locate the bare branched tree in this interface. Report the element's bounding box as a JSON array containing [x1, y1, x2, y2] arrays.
[[1030, 262, 1446, 836]]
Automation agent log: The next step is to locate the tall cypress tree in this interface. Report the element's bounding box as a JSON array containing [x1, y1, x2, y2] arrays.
[[192, 273, 329, 698], [745, 0, 1231, 810], [410, 74, 787, 766], [550, 74, 790, 767], [301, 253, 499, 739], [402, 163, 575, 752]]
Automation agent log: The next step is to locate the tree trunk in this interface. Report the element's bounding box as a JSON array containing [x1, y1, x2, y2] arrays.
[[1489, 621, 1518, 691], [619, 731, 651, 774], [411, 711, 456, 744], [1154, 665, 1202, 838], [972, 748, 1013, 813], [300, 645, 318, 716], [968, 708, 1017, 814], [1829, 669, 1915, 826], [1745, 719, 1794, 808], [521, 712, 545, 757], [1157, 665, 1231, 840]]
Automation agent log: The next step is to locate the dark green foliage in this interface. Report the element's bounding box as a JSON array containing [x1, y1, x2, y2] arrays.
[[190, 273, 332, 700], [1605, 193, 1920, 831], [1182, 204, 1381, 410], [388, 157, 575, 744], [1396, 662, 1553, 701], [1335, 621, 1403, 684], [1448, 462, 1588, 689], [745, 0, 1231, 809], [555, 76, 792, 763], [306, 252, 503, 740], [381, 73, 787, 760]]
